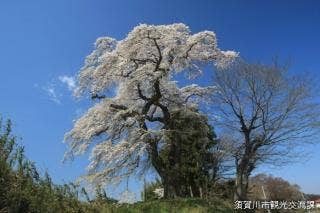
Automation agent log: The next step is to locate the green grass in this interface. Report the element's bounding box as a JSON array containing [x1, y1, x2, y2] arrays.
[[97, 198, 233, 213]]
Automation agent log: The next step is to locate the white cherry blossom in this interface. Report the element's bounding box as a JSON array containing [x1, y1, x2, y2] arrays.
[[64, 23, 237, 186]]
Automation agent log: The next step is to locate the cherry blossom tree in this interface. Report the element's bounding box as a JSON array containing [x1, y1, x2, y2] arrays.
[[64, 23, 237, 198]]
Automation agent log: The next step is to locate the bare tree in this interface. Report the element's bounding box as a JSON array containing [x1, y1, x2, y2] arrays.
[[211, 60, 320, 200]]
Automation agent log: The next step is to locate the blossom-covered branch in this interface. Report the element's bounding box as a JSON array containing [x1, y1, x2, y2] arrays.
[[64, 23, 237, 186]]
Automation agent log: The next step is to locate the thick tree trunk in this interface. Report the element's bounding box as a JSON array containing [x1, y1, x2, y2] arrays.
[[148, 141, 185, 198], [234, 169, 250, 201], [234, 155, 255, 201], [148, 109, 215, 199], [163, 180, 176, 198], [163, 176, 182, 198], [234, 131, 256, 201], [157, 165, 205, 198], [151, 154, 202, 198]]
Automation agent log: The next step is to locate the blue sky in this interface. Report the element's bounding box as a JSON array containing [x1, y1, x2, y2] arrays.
[[0, 0, 319, 198]]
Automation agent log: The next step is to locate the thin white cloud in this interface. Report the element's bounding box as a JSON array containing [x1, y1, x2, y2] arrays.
[[44, 85, 61, 104], [39, 75, 76, 104], [58, 75, 76, 92]]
